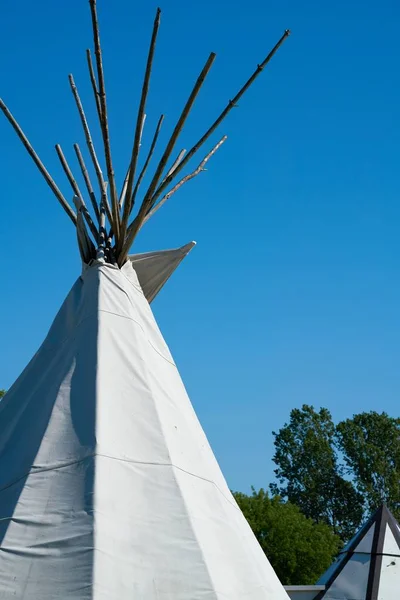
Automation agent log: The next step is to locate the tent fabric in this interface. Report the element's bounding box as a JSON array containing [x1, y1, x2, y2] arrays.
[[378, 525, 400, 600], [316, 505, 400, 600], [128, 241, 195, 303], [322, 555, 371, 600], [0, 260, 288, 599]]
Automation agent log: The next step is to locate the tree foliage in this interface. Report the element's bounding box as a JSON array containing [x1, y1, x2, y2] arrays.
[[0, 390, 5, 399], [337, 411, 400, 519], [234, 488, 340, 585], [270, 405, 364, 541], [270, 405, 400, 541]]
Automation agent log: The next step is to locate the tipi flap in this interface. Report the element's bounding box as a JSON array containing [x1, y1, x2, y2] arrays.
[[129, 242, 195, 303]]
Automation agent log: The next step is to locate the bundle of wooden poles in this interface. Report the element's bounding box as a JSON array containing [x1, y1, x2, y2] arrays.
[[0, 0, 290, 267]]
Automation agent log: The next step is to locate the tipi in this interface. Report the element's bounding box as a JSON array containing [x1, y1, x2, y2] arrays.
[[0, 2, 290, 598], [316, 504, 400, 600]]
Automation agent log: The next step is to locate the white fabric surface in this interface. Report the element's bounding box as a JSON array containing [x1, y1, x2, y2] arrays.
[[0, 261, 288, 599], [129, 241, 195, 303], [322, 554, 370, 600]]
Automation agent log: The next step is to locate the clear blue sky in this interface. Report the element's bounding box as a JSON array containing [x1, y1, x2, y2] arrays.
[[0, 0, 399, 493]]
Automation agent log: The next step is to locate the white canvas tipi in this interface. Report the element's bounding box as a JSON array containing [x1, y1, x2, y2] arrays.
[[0, 2, 291, 598], [316, 504, 400, 600]]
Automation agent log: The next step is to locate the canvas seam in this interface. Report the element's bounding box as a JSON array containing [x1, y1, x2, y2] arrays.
[[39, 309, 176, 369], [168, 462, 218, 600], [0, 453, 241, 512]]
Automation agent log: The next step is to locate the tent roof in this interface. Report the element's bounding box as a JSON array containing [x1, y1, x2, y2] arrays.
[[0, 260, 290, 598], [316, 504, 400, 600]]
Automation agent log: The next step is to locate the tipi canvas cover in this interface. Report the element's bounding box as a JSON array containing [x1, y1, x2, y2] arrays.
[[0, 258, 288, 599], [0, 1, 291, 597], [316, 504, 400, 600]]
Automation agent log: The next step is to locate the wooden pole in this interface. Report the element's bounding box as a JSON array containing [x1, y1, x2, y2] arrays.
[[68, 74, 113, 227], [118, 7, 161, 251], [106, 113, 164, 247], [150, 29, 291, 209], [0, 98, 77, 225], [74, 195, 96, 262], [119, 113, 146, 210], [120, 30, 290, 263], [89, 0, 120, 242], [96, 184, 107, 261], [118, 52, 216, 265], [55, 144, 99, 241], [73, 143, 100, 222], [76, 210, 89, 262], [164, 149, 186, 181], [140, 53, 215, 211], [86, 48, 102, 123], [119, 166, 130, 210], [142, 136, 226, 226], [129, 114, 164, 215]]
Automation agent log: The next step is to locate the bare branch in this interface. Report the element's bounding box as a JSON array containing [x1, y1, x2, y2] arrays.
[[73, 143, 100, 222], [118, 52, 216, 265], [89, 0, 120, 242], [68, 74, 113, 227], [142, 136, 227, 226], [55, 144, 99, 241], [119, 7, 161, 250], [150, 29, 291, 209], [0, 98, 76, 225], [86, 48, 102, 123]]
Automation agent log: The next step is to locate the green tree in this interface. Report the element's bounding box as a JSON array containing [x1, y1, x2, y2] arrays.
[[0, 390, 5, 399], [337, 411, 400, 519], [270, 405, 364, 541], [234, 489, 340, 585]]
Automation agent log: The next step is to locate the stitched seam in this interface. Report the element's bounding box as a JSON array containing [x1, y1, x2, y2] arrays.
[[0, 454, 240, 512]]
